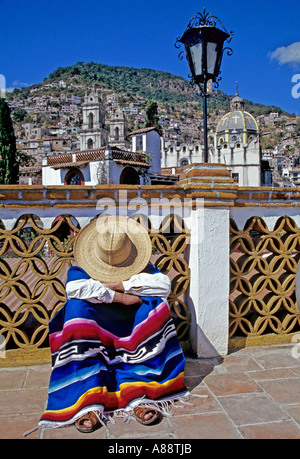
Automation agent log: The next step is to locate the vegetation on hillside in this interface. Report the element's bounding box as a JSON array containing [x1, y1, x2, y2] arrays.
[[10, 61, 285, 117]]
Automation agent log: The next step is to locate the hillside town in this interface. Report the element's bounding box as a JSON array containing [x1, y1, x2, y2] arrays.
[[6, 77, 300, 187]]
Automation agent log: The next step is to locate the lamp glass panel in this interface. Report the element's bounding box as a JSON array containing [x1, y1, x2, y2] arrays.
[[207, 42, 218, 75], [189, 41, 203, 77]]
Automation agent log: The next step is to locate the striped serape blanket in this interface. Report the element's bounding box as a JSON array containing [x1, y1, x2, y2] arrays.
[[38, 266, 189, 432]]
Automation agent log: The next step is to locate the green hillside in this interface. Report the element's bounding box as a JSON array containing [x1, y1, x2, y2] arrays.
[[11, 61, 285, 116]]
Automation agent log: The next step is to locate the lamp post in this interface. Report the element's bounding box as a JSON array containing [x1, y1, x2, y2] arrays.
[[175, 9, 233, 162]]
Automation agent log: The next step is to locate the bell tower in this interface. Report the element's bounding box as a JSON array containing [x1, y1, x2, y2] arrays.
[[80, 87, 108, 150], [109, 106, 130, 150], [230, 82, 245, 111]]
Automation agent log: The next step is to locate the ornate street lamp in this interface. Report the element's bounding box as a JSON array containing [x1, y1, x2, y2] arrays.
[[175, 8, 233, 162]]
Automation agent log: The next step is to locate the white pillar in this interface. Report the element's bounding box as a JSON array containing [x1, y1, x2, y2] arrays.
[[187, 207, 230, 357]]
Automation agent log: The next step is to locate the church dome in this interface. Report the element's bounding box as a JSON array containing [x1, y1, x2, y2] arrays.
[[216, 93, 259, 146], [216, 110, 258, 134]]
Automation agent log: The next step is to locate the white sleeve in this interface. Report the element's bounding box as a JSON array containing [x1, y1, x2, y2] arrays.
[[66, 278, 115, 304], [122, 272, 171, 299]]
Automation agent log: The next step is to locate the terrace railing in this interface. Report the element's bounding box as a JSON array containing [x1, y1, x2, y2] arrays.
[[1, 163, 300, 366]]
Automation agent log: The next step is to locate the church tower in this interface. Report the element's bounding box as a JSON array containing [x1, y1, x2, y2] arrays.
[[80, 87, 108, 150], [109, 106, 130, 150], [230, 83, 245, 111]]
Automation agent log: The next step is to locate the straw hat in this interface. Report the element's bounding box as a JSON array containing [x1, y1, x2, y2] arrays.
[[74, 215, 152, 282]]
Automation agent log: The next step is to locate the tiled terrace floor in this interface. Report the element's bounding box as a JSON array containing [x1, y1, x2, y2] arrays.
[[1, 344, 300, 440]]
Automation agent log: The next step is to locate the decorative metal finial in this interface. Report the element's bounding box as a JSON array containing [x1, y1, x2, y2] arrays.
[[175, 7, 233, 90], [175, 7, 233, 49]]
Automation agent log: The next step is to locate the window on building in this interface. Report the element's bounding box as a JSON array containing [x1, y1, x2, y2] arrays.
[[180, 158, 189, 167], [64, 168, 85, 185], [232, 173, 239, 183], [119, 167, 140, 185], [88, 113, 94, 129], [87, 138, 93, 149], [136, 135, 143, 151]]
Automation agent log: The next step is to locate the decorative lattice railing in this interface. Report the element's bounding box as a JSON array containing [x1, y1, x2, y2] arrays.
[[229, 215, 300, 347], [0, 213, 191, 364]]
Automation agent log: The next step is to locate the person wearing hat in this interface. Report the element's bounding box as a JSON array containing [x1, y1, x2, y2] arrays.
[[36, 216, 189, 435]]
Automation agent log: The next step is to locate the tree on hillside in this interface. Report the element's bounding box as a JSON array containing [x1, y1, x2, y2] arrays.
[[145, 100, 162, 135], [0, 97, 19, 184]]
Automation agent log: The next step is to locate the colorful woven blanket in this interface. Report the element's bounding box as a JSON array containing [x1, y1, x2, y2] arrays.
[[38, 266, 188, 431]]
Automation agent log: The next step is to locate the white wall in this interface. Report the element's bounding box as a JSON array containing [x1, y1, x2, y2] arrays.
[[42, 166, 62, 186]]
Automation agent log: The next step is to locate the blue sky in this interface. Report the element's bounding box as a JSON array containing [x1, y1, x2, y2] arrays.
[[1, 0, 300, 114]]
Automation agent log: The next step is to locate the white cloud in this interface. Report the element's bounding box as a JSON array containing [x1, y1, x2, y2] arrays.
[[12, 79, 30, 87], [269, 41, 300, 67]]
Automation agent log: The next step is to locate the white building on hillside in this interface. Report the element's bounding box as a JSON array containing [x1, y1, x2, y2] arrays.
[[130, 126, 162, 176]]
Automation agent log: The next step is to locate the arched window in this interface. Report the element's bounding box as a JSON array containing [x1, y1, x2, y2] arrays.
[[87, 138, 93, 149], [119, 167, 140, 185], [208, 136, 214, 147], [88, 113, 94, 129], [114, 126, 120, 141], [64, 168, 85, 185]]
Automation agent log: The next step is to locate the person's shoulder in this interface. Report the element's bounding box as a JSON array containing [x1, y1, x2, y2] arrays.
[[142, 262, 161, 275], [66, 265, 91, 283]]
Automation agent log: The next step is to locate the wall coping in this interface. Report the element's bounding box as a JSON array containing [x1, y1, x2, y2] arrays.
[[1, 184, 300, 208], [1, 163, 300, 208]]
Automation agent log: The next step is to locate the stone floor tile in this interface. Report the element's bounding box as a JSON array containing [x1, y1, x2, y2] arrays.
[[258, 378, 300, 404], [42, 423, 107, 439], [0, 387, 48, 416], [218, 393, 289, 426], [174, 387, 220, 415], [169, 412, 242, 439], [184, 359, 215, 377], [203, 371, 261, 396], [253, 352, 299, 370], [0, 414, 40, 439], [289, 367, 300, 377], [239, 421, 300, 439], [107, 415, 171, 439], [213, 354, 262, 373], [246, 368, 297, 381], [184, 375, 203, 389], [284, 405, 300, 424], [24, 365, 51, 388], [0, 368, 28, 390]]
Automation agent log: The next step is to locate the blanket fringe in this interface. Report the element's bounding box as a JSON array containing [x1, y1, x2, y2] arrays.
[[23, 392, 208, 437], [23, 426, 39, 437]]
